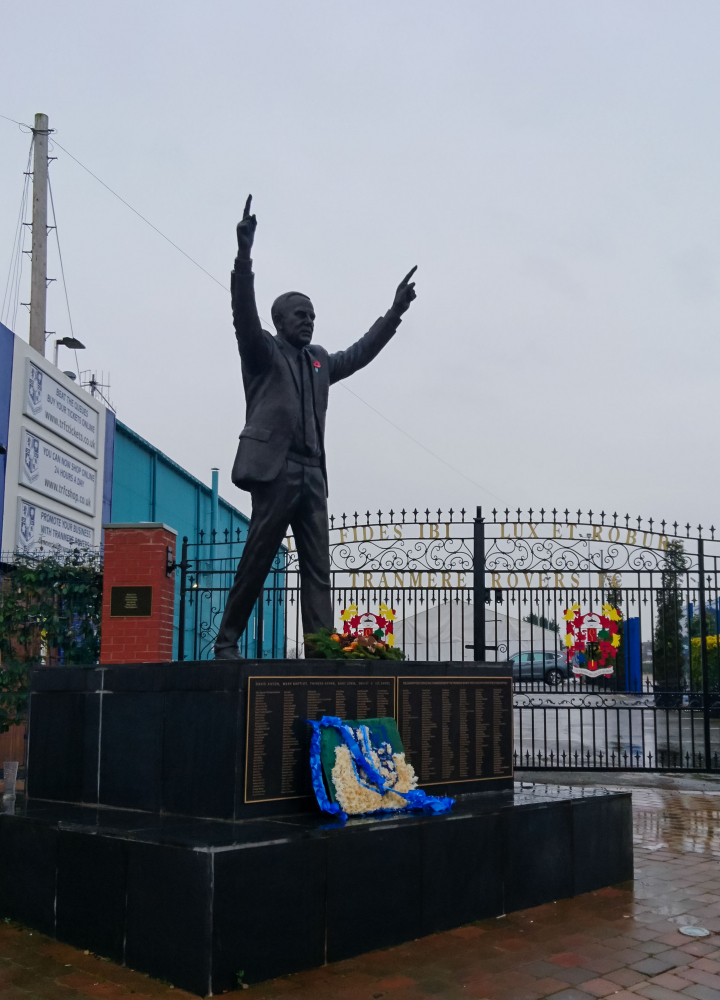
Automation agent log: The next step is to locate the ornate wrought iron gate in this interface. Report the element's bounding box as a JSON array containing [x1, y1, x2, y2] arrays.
[[178, 507, 720, 773]]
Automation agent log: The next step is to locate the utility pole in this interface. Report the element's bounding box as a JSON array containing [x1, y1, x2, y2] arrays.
[[29, 112, 50, 356]]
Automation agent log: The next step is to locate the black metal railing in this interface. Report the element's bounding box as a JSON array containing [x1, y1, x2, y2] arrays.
[[178, 505, 720, 772]]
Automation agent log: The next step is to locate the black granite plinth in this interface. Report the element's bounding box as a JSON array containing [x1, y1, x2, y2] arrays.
[[0, 785, 633, 995], [27, 661, 514, 819]]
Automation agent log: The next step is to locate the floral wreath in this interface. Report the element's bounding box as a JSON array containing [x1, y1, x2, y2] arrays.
[[339, 602, 396, 648], [563, 602, 622, 677]]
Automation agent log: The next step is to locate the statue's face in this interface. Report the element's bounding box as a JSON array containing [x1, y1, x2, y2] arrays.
[[277, 297, 315, 348]]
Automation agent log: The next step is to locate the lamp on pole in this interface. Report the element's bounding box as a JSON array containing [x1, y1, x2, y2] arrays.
[[53, 336, 85, 368]]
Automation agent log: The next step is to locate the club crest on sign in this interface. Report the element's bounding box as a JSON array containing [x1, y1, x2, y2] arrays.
[[24, 433, 40, 482], [564, 602, 622, 678], [28, 364, 43, 414], [19, 502, 36, 545]]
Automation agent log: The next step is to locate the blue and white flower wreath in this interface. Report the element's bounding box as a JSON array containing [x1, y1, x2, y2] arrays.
[[308, 715, 454, 823]]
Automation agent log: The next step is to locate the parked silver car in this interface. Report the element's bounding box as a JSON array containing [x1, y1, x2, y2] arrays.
[[509, 650, 569, 685]]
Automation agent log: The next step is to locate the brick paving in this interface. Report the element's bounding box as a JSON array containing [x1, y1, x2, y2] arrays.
[[5, 784, 720, 1000]]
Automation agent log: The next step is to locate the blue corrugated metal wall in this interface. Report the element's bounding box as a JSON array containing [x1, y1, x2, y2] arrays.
[[110, 420, 283, 659]]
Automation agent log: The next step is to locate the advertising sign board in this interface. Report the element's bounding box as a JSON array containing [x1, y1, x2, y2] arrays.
[[19, 427, 97, 516], [23, 359, 99, 457], [15, 497, 94, 554]]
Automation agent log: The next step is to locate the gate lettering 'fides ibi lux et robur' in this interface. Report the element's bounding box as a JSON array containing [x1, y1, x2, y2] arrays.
[[283, 518, 674, 590]]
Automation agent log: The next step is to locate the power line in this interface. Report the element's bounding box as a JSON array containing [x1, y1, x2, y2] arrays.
[[0, 112, 29, 128], [47, 172, 81, 378], [338, 382, 503, 502], [50, 140, 230, 292], [1, 136, 34, 331]]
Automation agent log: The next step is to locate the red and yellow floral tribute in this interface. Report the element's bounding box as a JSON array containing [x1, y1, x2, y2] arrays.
[[563, 602, 622, 678], [334, 602, 396, 654], [304, 604, 404, 660]]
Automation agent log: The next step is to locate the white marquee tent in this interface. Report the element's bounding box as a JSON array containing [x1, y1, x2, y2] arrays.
[[393, 602, 561, 661]]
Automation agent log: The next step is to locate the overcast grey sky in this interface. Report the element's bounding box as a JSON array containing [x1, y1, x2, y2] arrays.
[[2, 1, 719, 528]]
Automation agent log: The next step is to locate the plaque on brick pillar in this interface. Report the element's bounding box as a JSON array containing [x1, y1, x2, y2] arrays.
[[100, 523, 177, 663], [110, 586, 153, 617]]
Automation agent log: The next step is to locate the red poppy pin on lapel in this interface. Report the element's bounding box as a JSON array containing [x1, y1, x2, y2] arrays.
[[313, 360, 321, 372]]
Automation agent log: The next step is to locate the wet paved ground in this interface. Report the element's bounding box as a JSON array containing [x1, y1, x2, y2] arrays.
[[5, 783, 720, 1000]]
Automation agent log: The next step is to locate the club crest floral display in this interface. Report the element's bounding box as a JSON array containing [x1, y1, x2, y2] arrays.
[[303, 603, 404, 659], [563, 602, 622, 678], [340, 602, 396, 645]]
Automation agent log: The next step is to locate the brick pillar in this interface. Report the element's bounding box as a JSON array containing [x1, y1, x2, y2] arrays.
[[100, 523, 177, 664]]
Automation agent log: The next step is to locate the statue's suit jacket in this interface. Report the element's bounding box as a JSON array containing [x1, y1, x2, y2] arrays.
[[230, 258, 402, 493]]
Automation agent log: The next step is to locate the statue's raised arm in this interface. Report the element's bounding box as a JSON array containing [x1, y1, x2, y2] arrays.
[[230, 194, 270, 375]]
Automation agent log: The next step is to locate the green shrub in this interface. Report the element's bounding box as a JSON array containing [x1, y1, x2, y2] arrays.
[[690, 635, 720, 692]]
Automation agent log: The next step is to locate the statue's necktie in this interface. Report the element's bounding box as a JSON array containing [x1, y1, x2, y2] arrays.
[[301, 348, 319, 456]]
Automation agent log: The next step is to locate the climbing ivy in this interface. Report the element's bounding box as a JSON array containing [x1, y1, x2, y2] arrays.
[[0, 551, 102, 732]]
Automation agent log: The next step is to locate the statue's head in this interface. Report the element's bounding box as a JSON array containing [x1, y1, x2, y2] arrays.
[[271, 292, 315, 348]]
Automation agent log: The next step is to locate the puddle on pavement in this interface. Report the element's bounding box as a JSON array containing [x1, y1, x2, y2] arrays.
[[603, 784, 720, 857]]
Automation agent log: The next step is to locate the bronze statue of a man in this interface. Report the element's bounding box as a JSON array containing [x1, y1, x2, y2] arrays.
[[214, 196, 417, 659]]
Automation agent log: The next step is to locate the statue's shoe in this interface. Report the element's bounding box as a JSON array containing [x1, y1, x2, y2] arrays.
[[214, 646, 246, 660]]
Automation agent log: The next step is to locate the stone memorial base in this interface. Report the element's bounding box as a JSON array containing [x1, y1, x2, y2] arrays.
[[0, 785, 633, 995], [0, 661, 633, 994], [25, 661, 516, 818]]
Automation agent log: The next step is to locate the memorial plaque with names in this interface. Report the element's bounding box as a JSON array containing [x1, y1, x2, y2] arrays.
[[397, 677, 513, 787], [245, 676, 396, 803], [110, 586, 153, 617]]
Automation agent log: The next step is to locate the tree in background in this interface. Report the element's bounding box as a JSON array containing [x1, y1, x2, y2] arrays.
[[522, 613, 559, 633], [0, 551, 102, 733], [689, 598, 720, 692], [688, 602, 718, 640], [653, 540, 687, 691]]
